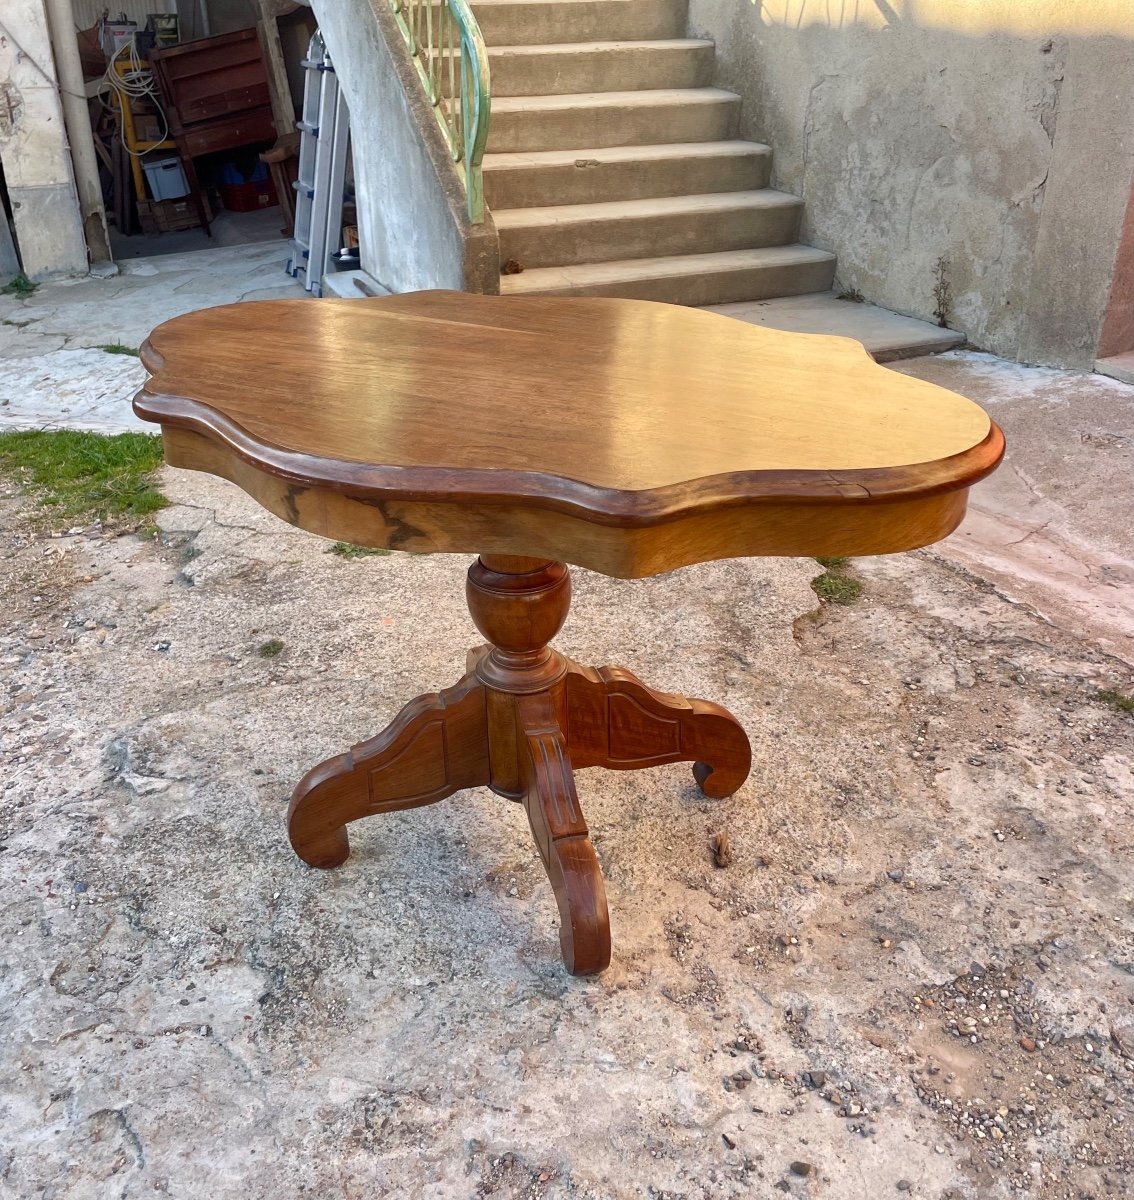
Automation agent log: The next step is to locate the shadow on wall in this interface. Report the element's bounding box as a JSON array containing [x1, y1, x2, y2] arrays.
[[687, 0, 1134, 368]]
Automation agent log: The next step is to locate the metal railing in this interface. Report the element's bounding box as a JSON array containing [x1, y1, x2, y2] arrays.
[[389, 0, 491, 224]]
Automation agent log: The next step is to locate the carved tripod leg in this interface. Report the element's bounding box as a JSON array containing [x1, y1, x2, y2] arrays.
[[565, 662, 752, 799], [517, 692, 610, 976], [288, 672, 490, 868]]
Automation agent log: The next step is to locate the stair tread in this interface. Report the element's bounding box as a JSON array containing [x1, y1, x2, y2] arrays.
[[484, 141, 771, 169], [492, 87, 739, 112], [494, 190, 802, 227], [490, 39, 714, 55], [502, 245, 837, 291]]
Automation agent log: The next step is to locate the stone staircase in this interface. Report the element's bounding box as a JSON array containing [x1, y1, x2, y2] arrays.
[[475, 0, 837, 305]]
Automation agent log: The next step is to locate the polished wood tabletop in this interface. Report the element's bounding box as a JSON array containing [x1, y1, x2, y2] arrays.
[[135, 292, 1002, 577]]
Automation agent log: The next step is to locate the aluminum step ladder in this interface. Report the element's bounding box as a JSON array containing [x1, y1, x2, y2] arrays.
[[287, 32, 350, 297]]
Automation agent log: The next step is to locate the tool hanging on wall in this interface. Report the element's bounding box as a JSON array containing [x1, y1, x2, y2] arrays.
[[287, 32, 350, 297]]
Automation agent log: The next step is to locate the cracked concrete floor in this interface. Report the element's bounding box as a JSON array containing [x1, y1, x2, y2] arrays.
[[2, 262, 1134, 1199], [2, 459, 1133, 1200], [0, 241, 305, 432]]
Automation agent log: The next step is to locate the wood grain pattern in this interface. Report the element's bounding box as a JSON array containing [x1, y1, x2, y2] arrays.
[[137, 292, 1002, 575], [288, 672, 490, 868], [135, 291, 1004, 579], [156, 420, 994, 578], [517, 690, 610, 976], [137, 290, 991, 482], [565, 663, 752, 799]]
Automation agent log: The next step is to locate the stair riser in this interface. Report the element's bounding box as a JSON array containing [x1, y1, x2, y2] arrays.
[[488, 99, 739, 152], [485, 150, 771, 208], [508, 258, 837, 306], [491, 44, 714, 97], [476, 0, 687, 46], [500, 203, 803, 268]]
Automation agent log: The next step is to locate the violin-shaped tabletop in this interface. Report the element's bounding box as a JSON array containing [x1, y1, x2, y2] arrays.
[[134, 291, 1003, 578]]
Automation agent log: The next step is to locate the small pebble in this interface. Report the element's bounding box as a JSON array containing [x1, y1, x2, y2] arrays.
[[789, 1161, 813, 1178]]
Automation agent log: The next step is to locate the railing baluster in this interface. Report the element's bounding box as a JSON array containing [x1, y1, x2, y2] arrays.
[[388, 0, 490, 224], [446, 10, 459, 158]]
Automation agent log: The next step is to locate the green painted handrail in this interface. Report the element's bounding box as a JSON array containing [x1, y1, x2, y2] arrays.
[[389, 0, 492, 224]]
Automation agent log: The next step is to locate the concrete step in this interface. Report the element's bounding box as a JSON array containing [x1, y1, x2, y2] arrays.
[[1095, 350, 1134, 385], [474, 0, 687, 46], [489, 88, 740, 152], [706, 292, 966, 362], [500, 245, 837, 305], [496, 190, 802, 269], [484, 141, 772, 208], [489, 39, 715, 96]]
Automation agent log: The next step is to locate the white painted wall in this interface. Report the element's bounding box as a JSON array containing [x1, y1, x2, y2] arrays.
[[0, 0, 88, 278]]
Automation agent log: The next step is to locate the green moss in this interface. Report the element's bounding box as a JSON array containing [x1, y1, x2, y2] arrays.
[[258, 639, 285, 658], [1098, 688, 1134, 715], [327, 541, 390, 559], [810, 556, 864, 606], [97, 343, 140, 357], [0, 430, 166, 523], [1, 273, 37, 297]]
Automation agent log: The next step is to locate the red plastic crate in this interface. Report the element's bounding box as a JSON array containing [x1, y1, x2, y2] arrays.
[[219, 177, 278, 212]]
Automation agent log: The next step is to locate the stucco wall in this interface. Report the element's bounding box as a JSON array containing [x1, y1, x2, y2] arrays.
[[310, 0, 497, 294], [686, 1, 1134, 367], [0, 0, 88, 279]]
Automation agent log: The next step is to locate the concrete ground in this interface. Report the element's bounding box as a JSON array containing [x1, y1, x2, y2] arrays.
[[109, 208, 287, 263], [1, 254, 1133, 1199], [0, 241, 305, 432], [707, 293, 963, 362]]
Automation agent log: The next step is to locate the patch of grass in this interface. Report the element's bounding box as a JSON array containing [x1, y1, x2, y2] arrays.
[[327, 541, 389, 559], [1098, 688, 1134, 715], [97, 343, 140, 357], [0, 430, 166, 523], [810, 556, 864, 606], [258, 639, 285, 658], [1, 272, 37, 297]]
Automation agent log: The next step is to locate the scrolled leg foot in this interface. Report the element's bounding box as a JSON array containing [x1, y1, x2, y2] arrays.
[[288, 672, 490, 868], [565, 663, 752, 799], [518, 692, 610, 976]]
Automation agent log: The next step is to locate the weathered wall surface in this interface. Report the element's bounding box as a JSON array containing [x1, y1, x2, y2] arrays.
[[0, 0, 88, 279], [686, 1, 1134, 367], [310, 0, 498, 295]]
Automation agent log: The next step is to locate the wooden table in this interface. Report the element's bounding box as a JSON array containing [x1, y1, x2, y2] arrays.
[[134, 291, 1003, 975]]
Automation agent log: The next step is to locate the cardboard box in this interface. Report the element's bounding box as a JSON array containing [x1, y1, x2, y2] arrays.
[[133, 114, 164, 143]]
